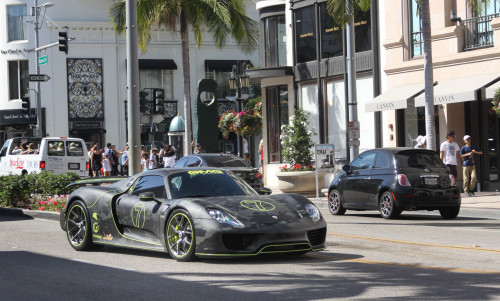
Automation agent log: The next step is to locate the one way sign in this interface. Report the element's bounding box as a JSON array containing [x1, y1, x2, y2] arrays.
[[29, 74, 51, 82]]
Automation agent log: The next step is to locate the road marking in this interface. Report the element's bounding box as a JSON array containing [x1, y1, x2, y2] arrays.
[[307, 253, 500, 274], [71, 259, 135, 271], [328, 232, 500, 254]]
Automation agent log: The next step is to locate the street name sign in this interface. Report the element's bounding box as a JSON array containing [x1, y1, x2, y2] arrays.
[[38, 55, 48, 66], [29, 74, 51, 82]]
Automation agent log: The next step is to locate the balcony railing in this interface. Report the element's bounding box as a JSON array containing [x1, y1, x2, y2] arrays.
[[463, 13, 500, 51]]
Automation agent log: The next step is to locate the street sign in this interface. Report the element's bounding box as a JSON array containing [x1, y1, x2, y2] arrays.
[[347, 121, 360, 139], [348, 139, 360, 146], [29, 74, 51, 82], [38, 55, 48, 66], [315, 144, 335, 170]]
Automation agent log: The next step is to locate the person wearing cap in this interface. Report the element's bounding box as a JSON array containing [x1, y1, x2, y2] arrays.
[[440, 130, 461, 180], [414, 135, 426, 148], [194, 143, 205, 154], [149, 148, 159, 169], [460, 135, 483, 197]]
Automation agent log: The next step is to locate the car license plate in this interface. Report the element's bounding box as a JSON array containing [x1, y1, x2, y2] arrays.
[[424, 177, 438, 185], [68, 163, 80, 170]]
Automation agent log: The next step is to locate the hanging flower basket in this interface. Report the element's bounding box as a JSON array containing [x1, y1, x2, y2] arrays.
[[218, 103, 262, 138]]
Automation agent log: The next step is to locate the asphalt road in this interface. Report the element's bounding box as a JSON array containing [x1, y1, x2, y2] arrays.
[[1, 208, 500, 300]]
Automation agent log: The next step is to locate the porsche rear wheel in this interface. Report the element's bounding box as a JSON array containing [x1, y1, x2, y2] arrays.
[[328, 189, 346, 215], [66, 200, 94, 251], [166, 209, 196, 262]]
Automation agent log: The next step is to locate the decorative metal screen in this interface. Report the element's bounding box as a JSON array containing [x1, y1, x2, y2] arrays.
[[67, 58, 104, 120]]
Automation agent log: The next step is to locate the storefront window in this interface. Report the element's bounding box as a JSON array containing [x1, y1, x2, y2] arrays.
[[295, 6, 317, 63], [487, 106, 499, 182], [264, 15, 287, 67], [267, 86, 288, 162], [8, 60, 29, 100], [320, 3, 343, 58], [354, 8, 372, 52], [7, 5, 27, 42]]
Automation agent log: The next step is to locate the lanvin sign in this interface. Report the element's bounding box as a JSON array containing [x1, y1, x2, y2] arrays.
[[434, 94, 456, 104]]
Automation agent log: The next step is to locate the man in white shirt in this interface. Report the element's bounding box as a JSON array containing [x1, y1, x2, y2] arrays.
[[440, 130, 461, 179]]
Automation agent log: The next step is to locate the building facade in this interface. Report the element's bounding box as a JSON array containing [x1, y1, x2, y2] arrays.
[[1, 0, 259, 154], [369, 0, 500, 191], [249, 0, 382, 190]]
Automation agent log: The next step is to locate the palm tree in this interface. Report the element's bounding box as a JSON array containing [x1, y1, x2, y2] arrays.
[[109, 0, 259, 155], [327, 0, 489, 152]]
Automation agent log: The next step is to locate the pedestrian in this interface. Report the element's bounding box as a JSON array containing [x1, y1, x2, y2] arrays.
[[121, 145, 129, 176], [149, 148, 159, 169], [258, 139, 264, 177], [104, 143, 116, 173], [102, 153, 112, 176], [440, 131, 461, 180], [194, 143, 205, 154], [110, 145, 120, 176], [90, 145, 102, 177], [141, 152, 150, 172], [163, 145, 176, 167], [460, 135, 483, 197], [414, 135, 426, 149], [243, 137, 250, 163]]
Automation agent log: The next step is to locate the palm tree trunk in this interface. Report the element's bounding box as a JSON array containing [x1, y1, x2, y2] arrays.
[[180, 10, 193, 155], [421, 0, 436, 150]]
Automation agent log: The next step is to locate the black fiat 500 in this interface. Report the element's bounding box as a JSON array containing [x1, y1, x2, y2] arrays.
[[328, 148, 461, 219]]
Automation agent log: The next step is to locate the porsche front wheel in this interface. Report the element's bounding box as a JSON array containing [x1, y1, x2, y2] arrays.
[[66, 200, 94, 251], [166, 209, 196, 262]]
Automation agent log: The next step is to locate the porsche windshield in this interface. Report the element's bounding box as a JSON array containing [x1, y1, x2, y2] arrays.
[[168, 170, 255, 199]]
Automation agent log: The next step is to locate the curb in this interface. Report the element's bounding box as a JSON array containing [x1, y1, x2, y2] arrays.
[[0, 207, 60, 221]]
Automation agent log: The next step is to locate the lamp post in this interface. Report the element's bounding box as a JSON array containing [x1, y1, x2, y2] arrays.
[[33, 0, 54, 137], [228, 62, 250, 157]]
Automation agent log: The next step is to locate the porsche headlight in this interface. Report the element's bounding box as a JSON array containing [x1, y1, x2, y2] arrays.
[[305, 204, 321, 222], [207, 209, 244, 228]]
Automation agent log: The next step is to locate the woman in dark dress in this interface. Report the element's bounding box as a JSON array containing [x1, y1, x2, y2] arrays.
[[90, 145, 102, 177]]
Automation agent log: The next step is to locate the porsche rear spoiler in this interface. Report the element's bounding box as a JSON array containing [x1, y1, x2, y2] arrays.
[[66, 176, 127, 188]]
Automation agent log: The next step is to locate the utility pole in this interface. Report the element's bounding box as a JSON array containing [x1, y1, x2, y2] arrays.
[[346, 9, 359, 160], [34, 0, 42, 137], [126, 0, 141, 175]]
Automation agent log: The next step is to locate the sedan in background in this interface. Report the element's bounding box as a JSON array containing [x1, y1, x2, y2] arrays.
[[174, 153, 264, 190], [328, 148, 461, 219]]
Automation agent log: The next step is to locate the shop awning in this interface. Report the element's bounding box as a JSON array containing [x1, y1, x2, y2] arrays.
[[415, 73, 500, 107], [485, 80, 500, 99], [365, 83, 425, 112]]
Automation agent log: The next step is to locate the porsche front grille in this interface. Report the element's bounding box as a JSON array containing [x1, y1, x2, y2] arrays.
[[222, 234, 255, 250], [307, 228, 326, 246]]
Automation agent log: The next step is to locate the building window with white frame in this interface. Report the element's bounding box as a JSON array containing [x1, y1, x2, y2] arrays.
[[409, 0, 423, 57], [139, 69, 174, 99], [8, 60, 29, 100], [7, 5, 28, 42], [264, 15, 286, 67]]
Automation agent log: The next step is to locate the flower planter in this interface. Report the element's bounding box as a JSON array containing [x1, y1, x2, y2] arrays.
[[276, 170, 327, 194]]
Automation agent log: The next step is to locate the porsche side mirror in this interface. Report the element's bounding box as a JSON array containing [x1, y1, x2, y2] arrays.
[[258, 187, 272, 195], [139, 192, 155, 201]]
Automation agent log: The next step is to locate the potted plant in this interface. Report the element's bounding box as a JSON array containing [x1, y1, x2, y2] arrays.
[[276, 108, 324, 194]]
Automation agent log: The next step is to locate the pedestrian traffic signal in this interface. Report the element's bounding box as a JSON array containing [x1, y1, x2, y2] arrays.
[[139, 91, 149, 113], [21, 96, 31, 112], [59, 31, 68, 54], [153, 88, 164, 114]]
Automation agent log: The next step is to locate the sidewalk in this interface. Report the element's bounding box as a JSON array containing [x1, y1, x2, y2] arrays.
[[305, 189, 500, 210]]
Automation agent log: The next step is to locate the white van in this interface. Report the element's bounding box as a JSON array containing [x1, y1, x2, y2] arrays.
[[0, 137, 89, 177]]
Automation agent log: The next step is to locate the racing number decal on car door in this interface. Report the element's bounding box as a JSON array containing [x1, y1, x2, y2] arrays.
[[241, 200, 275, 211], [131, 203, 146, 229]]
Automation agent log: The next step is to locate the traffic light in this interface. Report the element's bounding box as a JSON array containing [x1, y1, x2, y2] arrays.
[[153, 88, 165, 114], [139, 91, 149, 113], [21, 96, 30, 112], [59, 31, 68, 54]]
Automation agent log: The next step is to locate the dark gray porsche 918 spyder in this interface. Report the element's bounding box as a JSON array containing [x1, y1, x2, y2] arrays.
[[59, 168, 327, 261]]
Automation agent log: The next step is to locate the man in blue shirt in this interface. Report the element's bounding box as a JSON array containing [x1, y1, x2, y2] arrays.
[[460, 135, 482, 197]]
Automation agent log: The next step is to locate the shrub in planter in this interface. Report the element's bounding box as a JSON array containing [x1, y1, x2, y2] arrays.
[[0, 175, 31, 208], [33, 171, 80, 195]]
